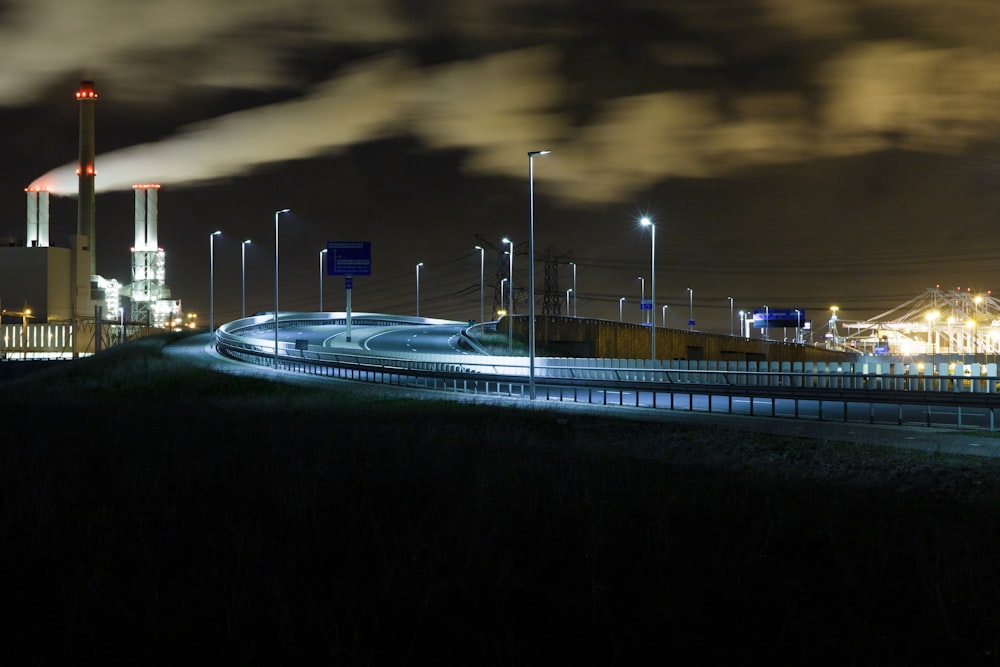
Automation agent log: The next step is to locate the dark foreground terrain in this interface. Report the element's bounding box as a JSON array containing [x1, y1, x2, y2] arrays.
[[2, 334, 1000, 664]]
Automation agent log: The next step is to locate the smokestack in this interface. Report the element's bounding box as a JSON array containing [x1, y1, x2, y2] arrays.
[[133, 184, 160, 249], [24, 187, 50, 247], [76, 81, 97, 276]]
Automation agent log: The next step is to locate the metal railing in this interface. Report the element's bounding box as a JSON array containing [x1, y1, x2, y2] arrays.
[[215, 313, 1000, 432]]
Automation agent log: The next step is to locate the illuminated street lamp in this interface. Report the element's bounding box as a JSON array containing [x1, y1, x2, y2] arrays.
[[739, 310, 745, 338], [947, 316, 955, 359], [475, 245, 485, 328], [415, 262, 424, 317], [500, 278, 508, 324], [568, 261, 577, 317], [795, 309, 801, 343], [687, 287, 693, 330], [926, 310, 940, 364], [319, 248, 327, 312], [527, 149, 550, 400], [829, 305, 839, 348], [566, 288, 573, 314], [728, 296, 734, 336], [640, 216, 655, 360], [502, 237, 514, 352], [209, 230, 221, 336], [619, 297, 626, 322], [273, 207, 290, 368], [241, 239, 251, 319], [662, 304, 668, 328], [637, 276, 645, 325]]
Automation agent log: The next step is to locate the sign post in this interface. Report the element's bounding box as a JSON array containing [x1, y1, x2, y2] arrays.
[[752, 308, 807, 332], [327, 242, 371, 344], [640, 298, 652, 326]]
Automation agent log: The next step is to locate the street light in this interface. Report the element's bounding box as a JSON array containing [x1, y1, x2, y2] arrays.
[[502, 237, 514, 352], [640, 216, 655, 360], [569, 261, 578, 317], [241, 239, 251, 319], [209, 230, 221, 336], [619, 297, 626, 322], [794, 309, 801, 343], [926, 310, 939, 365], [637, 276, 645, 324], [728, 296, 734, 336], [829, 305, 839, 348], [662, 304, 668, 328], [475, 245, 485, 328], [319, 248, 327, 312], [527, 149, 550, 400], [687, 287, 693, 330], [273, 208, 290, 369], [739, 310, 745, 338], [415, 262, 424, 317], [566, 288, 573, 314], [500, 277, 507, 316]]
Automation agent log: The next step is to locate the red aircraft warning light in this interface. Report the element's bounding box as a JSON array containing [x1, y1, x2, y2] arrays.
[[75, 82, 98, 100]]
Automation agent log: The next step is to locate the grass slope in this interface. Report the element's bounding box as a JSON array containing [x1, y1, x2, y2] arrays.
[[2, 333, 1000, 664]]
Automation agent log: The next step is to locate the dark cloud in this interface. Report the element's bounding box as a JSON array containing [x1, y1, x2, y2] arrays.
[[3, 0, 1000, 327]]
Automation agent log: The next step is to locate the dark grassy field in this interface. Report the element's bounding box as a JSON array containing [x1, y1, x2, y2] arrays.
[[2, 333, 1000, 664]]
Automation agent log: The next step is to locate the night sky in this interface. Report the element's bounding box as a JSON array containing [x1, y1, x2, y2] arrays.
[[2, 0, 1000, 332]]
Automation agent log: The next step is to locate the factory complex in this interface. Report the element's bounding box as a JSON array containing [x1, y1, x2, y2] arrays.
[[0, 82, 182, 358]]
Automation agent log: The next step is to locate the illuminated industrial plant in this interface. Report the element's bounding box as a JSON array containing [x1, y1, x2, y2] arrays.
[[0, 81, 185, 358], [119, 184, 180, 328]]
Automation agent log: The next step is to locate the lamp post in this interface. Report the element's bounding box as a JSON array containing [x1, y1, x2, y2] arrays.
[[637, 276, 645, 324], [569, 261, 577, 317], [728, 296, 734, 336], [500, 277, 507, 316], [475, 245, 485, 327], [739, 310, 745, 338], [619, 297, 626, 322], [415, 262, 424, 317], [502, 237, 514, 352], [926, 310, 939, 367], [319, 248, 327, 312], [640, 216, 655, 360], [209, 230, 221, 335], [241, 239, 251, 319], [764, 304, 769, 341], [527, 149, 550, 400], [829, 305, 838, 348], [566, 288, 572, 314], [795, 309, 801, 343], [687, 287, 693, 330], [662, 304, 668, 328], [273, 208, 290, 369]]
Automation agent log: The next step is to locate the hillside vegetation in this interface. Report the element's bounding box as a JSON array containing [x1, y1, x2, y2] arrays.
[[2, 333, 999, 664]]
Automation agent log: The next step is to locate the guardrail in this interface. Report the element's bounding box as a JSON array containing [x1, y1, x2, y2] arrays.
[[215, 313, 1000, 432]]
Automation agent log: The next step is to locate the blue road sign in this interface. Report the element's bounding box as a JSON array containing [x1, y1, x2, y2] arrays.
[[752, 308, 806, 328], [327, 241, 371, 276]]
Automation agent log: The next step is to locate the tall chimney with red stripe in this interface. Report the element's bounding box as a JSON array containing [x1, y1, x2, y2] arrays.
[[76, 81, 97, 277]]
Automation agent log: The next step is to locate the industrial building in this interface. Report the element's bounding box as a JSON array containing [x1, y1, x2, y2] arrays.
[[0, 81, 182, 359], [834, 287, 1000, 359]]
